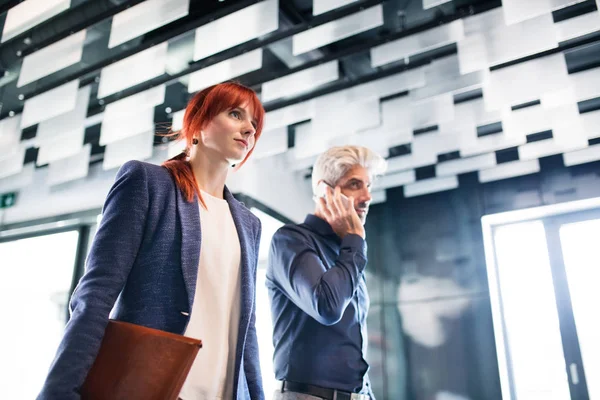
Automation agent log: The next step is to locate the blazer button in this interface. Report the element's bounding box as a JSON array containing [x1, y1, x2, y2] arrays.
[[181, 311, 189, 316]]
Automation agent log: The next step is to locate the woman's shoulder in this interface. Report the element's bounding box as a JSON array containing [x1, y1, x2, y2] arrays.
[[117, 160, 173, 184]]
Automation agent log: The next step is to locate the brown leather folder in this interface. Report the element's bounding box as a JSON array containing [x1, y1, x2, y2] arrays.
[[81, 320, 202, 400]]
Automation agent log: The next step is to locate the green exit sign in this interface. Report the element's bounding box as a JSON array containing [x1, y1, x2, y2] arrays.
[[0, 192, 17, 209]]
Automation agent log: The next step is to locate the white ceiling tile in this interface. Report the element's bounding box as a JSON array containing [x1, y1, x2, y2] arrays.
[[454, 97, 503, 127], [410, 94, 455, 129], [412, 130, 460, 161], [313, 97, 381, 139], [21, 80, 79, 129], [569, 66, 600, 103], [0, 163, 34, 192], [478, 159, 540, 183], [460, 133, 526, 157], [463, 7, 505, 36], [370, 189, 386, 205], [172, 109, 185, 132], [18, 30, 86, 87], [387, 153, 437, 173], [293, 121, 326, 160], [188, 49, 263, 93], [100, 107, 155, 146], [581, 109, 600, 139], [502, 0, 554, 25], [423, 0, 453, 9], [436, 153, 496, 176], [262, 61, 339, 103], [503, 0, 588, 26], [502, 104, 552, 139], [371, 19, 464, 68], [404, 176, 458, 197], [37, 128, 85, 166], [98, 43, 168, 98], [294, 4, 383, 55], [457, 33, 488, 74], [411, 67, 484, 101], [109, 0, 189, 48], [253, 127, 288, 159], [347, 68, 426, 103], [563, 144, 600, 166], [374, 170, 416, 190], [104, 85, 166, 120], [263, 100, 316, 132], [36, 85, 91, 145], [2, 0, 70, 43], [193, 0, 278, 61], [313, 0, 358, 15], [485, 13, 558, 66], [0, 115, 22, 155], [103, 130, 155, 170], [100, 85, 164, 145], [518, 137, 588, 160], [555, 11, 600, 42], [0, 147, 25, 179], [48, 144, 91, 186], [484, 53, 569, 110]]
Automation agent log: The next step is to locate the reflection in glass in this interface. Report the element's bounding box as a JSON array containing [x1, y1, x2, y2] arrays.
[[560, 219, 600, 400], [493, 221, 571, 400], [0, 230, 79, 399]]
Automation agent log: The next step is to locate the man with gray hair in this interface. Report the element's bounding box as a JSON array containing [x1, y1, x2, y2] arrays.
[[266, 145, 387, 400]]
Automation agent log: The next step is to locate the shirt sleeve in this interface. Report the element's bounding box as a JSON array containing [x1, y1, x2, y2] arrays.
[[268, 226, 367, 326]]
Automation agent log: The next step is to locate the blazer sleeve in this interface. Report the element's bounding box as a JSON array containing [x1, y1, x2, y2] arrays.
[[37, 160, 150, 400], [244, 218, 265, 400]]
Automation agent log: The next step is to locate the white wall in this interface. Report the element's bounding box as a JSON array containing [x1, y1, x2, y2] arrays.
[[226, 152, 314, 223]]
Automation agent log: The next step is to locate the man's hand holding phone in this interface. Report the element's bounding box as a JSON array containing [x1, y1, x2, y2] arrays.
[[316, 183, 365, 239]]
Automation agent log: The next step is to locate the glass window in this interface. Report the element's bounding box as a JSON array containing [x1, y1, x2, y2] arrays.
[[0, 230, 79, 399], [493, 221, 571, 400]]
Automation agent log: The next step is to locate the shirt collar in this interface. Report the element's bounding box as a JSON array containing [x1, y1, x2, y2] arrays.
[[304, 214, 340, 242]]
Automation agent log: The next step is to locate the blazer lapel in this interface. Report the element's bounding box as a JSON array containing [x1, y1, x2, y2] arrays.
[[176, 188, 201, 311], [224, 186, 255, 394]]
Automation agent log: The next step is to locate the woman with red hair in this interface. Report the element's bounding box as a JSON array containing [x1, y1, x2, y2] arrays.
[[38, 82, 266, 400]]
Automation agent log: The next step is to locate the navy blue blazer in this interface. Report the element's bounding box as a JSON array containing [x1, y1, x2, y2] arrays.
[[38, 160, 264, 400]]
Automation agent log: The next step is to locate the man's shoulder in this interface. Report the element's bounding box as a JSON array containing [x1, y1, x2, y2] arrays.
[[273, 222, 318, 243]]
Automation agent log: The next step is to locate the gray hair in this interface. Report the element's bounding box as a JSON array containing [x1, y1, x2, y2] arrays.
[[311, 145, 388, 195]]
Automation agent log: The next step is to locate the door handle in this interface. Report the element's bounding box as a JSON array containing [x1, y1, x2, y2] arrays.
[[569, 363, 579, 385]]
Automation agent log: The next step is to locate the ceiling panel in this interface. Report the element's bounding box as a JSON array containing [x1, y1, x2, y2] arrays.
[[109, 0, 190, 48], [18, 30, 86, 88], [193, 0, 279, 61], [293, 4, 384, 55], [2, 0, 71, 43]]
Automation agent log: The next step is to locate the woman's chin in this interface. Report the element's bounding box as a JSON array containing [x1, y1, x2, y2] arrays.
[[226, 153, 247, 165]]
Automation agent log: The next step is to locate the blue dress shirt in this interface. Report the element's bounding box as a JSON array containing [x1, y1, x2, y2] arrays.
[[266, 214, 374, 397]]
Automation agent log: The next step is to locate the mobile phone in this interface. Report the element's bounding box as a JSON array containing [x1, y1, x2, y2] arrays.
[[314, 181, 351, 208]]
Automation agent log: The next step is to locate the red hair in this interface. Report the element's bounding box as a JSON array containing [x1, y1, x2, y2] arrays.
[[162, 82, 265, 205]]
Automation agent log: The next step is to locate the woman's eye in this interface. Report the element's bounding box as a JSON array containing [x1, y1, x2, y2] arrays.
[[230, 111, 240, 119]]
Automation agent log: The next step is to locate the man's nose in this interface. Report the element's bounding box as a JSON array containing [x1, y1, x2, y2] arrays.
[[360, 188, 372, 204]]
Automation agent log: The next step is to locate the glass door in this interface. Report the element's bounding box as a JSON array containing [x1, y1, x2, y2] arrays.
[[485, 204, 599, 400], [544, 209, 600, 400], [0, 230, 80, 400]]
